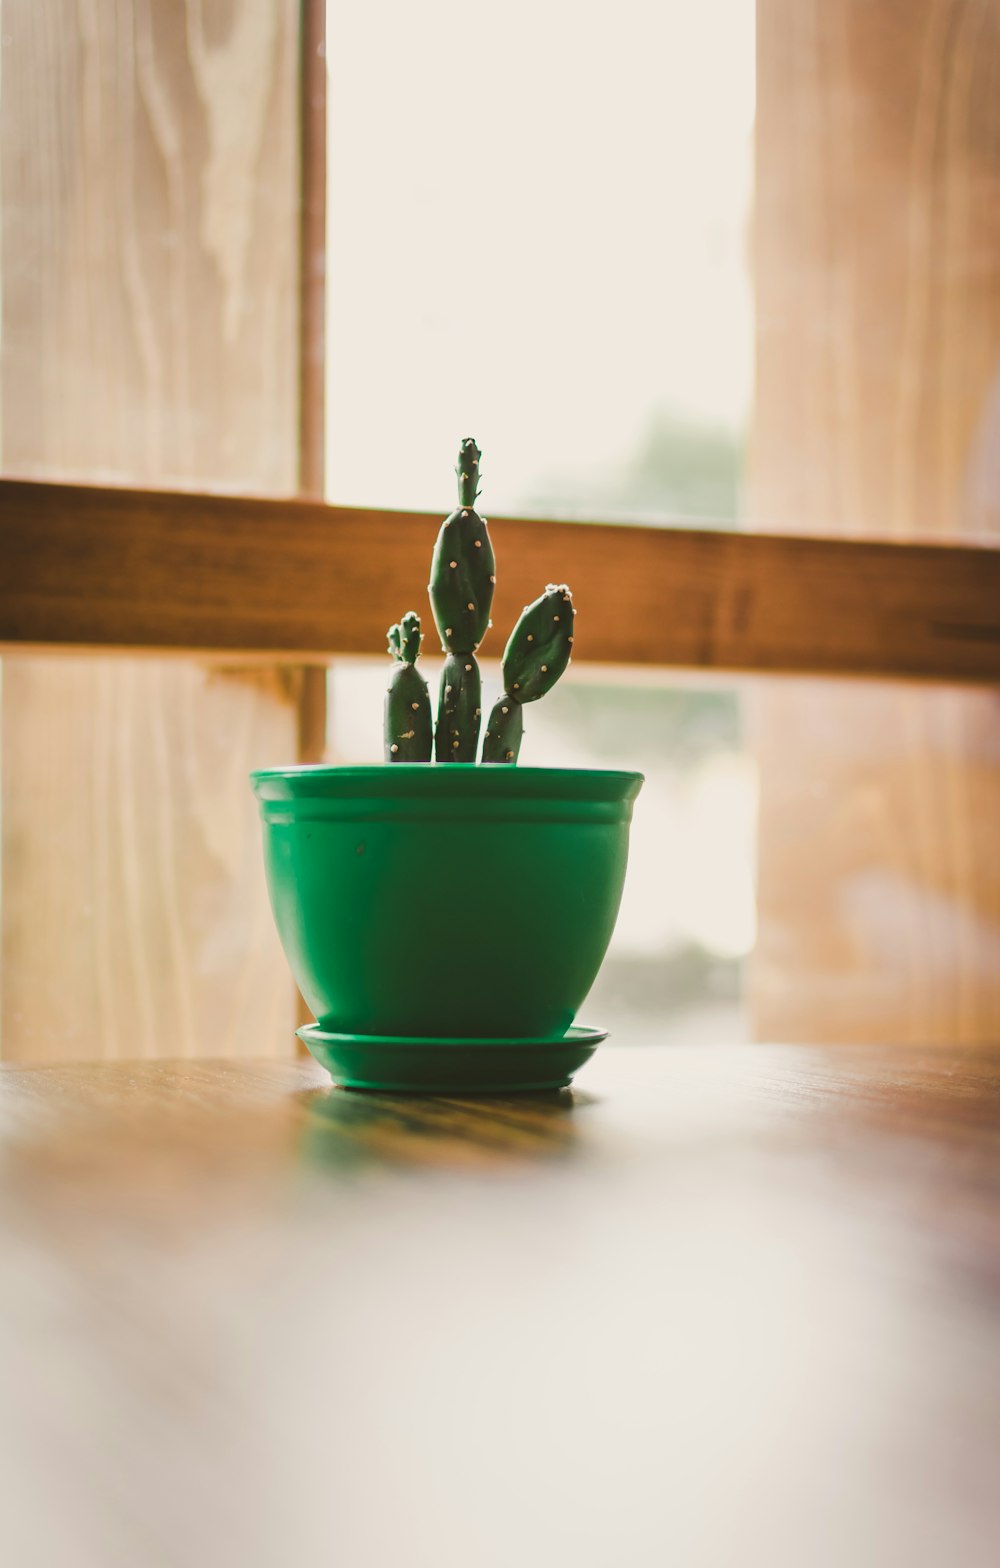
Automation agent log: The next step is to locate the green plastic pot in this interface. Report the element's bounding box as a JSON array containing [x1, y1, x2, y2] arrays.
[[251, 764, 643, 1042]]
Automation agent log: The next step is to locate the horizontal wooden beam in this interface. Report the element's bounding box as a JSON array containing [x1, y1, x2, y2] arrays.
[[1, 478, 998, 681]]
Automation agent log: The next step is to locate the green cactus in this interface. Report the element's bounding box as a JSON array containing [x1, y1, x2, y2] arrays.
[[380, 444, 576, 767], [428, 439, 496, 659], [481, 693, 524, 764], [456, 435, 482, 507], [384, 610, 432, 762], [501, 583, 574, 700], [429, 438, 497, 761], [435, 653, 482, 762], [481, 585, 575, 764]]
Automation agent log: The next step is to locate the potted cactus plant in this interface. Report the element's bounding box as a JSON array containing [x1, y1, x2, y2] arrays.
[[252, 441, 643, 1093], [384, 439, 575, 766]]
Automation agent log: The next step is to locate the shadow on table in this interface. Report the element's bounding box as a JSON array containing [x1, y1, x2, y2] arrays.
[[295, 1085, 598, 1174]]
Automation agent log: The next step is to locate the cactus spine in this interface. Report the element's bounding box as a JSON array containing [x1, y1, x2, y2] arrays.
[[384, 610, 432, 762], [428, 438, 496, 761], [481, 584, 575, 764]]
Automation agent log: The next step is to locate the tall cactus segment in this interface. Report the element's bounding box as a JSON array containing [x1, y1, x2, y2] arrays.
[[384, 610, 433, 762], [429, 438, 496, 655], [429, 438, 496, 761], [482, 585, 575, 764]]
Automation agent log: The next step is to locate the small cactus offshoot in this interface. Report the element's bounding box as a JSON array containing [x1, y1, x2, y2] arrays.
[[384, 610, 432, 762], [481, 585, 574, 764], [384, 443, 574, 766]]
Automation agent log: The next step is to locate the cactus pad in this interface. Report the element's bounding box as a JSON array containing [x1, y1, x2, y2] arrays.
[[501, 584, 574, 703], [435, 652, 482, 762], [399, 609, 422, 663], [481, 694, 524, 765], [429, 439, 496, 655], [456, 437, 482, 508]]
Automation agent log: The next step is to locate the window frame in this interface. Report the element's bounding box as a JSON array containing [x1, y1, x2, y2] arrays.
[[1, 0, 997, 690], [1, 475, 998, 685]]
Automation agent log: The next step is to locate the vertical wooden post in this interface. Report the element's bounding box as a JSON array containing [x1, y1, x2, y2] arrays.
[[0, 2, 309, 1060], [751, 0, 1000, 1043], [296, 0, 329, 770], [299, 0, 327, 504], [294, 0, 329, 1035]]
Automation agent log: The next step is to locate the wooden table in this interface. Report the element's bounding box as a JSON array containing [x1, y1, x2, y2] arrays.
[[1, 1044, 998, 1567]]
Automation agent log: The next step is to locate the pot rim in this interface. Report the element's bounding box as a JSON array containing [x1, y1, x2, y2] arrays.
[[250, 762, 644, 804]]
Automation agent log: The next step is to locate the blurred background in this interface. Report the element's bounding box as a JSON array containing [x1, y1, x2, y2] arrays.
[[322, 1, 755, 1045], [325, 0, 754, 524], [0, 0, 997, 1058]]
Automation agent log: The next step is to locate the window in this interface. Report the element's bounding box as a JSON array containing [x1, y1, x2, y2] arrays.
[[1, 1, 997, 1061]]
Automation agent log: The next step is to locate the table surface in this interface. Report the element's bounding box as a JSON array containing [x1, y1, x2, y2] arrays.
[[1, 1043, 998, 1568]]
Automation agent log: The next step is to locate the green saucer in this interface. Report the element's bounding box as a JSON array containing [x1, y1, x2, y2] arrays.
[[296, 1023, 608, 1094]]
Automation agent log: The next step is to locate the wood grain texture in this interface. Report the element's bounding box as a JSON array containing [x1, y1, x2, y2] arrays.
[[2, 477, 999, 680], [1, 655, 298, 1063], [293, 0, 329, 780], [1, 1044, 998, 1567], [0, 2, 303, 1061], [1, 1, 299, 485], [298, 0, 327, 501], [752, 0, 1000, 543], [752, 0, 1000, 1043]]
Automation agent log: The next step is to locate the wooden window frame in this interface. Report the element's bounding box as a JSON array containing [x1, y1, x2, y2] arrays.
[[1, 476, 998, 684], [0, 0, 997, 690]]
